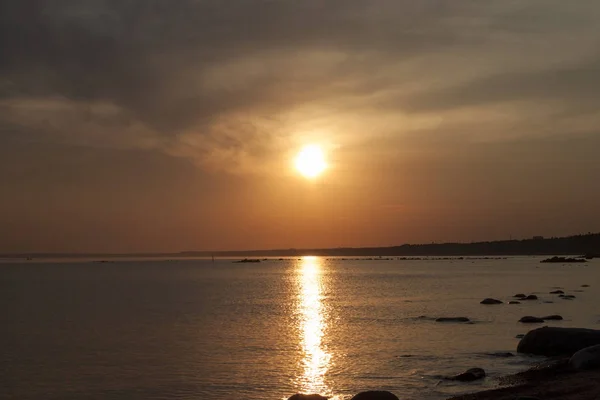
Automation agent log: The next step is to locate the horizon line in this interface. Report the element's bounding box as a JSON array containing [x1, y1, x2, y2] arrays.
[[1, 232, 598, 258]]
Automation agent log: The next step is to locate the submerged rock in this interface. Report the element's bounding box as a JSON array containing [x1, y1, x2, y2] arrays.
[[523, 295, 538, 300], [514, 293, 527, 298], [449, 367, 486, 382], [508, 301, 521, 304], [550, 290, 565, 294], [582, 284, 591, 287], [559, 294, 576, 299], [541, 256, 586, 263], [480, 298, 503, 305], [233, 258, 261, 263], [488, 352, 515, 357], [542, 315, 563, 321], [435, 317, 470, 323], [351, 391, 399, 400], [415, 315, 435, 320], [519, 316, 545, 323], [569, 344, 600, 370], [288, 395, 328, 400], [517, 327, 600, 356]]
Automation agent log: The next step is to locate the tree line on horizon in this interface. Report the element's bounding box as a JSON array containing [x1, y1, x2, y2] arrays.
[[190, 232, 600, 257], [3, 232, 599, 258]]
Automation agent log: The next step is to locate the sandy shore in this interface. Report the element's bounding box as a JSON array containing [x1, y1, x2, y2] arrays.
[[448, 359, 600, 400]]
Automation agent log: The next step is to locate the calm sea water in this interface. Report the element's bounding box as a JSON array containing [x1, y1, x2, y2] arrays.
[[2, 257, 599, 400]]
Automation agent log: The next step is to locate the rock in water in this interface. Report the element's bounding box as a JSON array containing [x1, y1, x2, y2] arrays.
[[542, 315, 563, 321], [508, 301, 521, 304], [514, 293, 527, 298], [480, 298, 503, 304], [351, 391, 399, 400], [517, 327, 600, 356], [550, 290, 565, 294], [435, 317, 470, 323], [519, 316, 545, 323], [449, 368, 486, 382], [288, 395, 328, 400], [523, 295, 538, 300], [569, 344, 600, 370], [488, 352, 514, 357]]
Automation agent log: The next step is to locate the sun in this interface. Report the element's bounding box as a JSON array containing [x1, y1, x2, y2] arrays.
[[295, 144, 327, 179]]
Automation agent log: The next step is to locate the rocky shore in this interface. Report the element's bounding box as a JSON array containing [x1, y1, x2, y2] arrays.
[[288, 327, 600, 400], [449, 326, 600, 400], [289, 365, 600, 400], [448, 359, 600, 400]]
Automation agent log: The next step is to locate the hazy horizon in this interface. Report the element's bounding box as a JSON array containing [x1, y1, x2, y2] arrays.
[[2, 1, 600, 253]]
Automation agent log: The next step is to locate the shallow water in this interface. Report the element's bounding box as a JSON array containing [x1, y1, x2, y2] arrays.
[[2, 257, 599, 400]]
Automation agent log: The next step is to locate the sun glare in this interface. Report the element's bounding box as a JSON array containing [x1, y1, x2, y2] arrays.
[[295, 145, 327, 179]]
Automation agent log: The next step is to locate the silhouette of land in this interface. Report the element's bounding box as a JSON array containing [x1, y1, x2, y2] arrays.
[[2, 233, 599, 259]]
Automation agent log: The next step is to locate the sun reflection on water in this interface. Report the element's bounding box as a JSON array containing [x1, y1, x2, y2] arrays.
[[296, 256, 332, 396]]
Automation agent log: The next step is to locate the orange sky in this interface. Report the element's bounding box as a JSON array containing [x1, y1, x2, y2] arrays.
[[1, 1, 600, 252]]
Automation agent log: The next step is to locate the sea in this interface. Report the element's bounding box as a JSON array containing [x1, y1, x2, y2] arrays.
[[2, 256, 599, 400]]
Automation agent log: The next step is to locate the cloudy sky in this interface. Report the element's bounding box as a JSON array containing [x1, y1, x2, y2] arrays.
[[1, 0, 600, 253]]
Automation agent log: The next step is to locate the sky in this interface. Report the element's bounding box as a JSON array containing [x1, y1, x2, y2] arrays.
[[1, 0, 600, 253]]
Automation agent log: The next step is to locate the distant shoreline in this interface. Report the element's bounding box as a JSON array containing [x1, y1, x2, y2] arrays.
[[2, 232, 599, 259]]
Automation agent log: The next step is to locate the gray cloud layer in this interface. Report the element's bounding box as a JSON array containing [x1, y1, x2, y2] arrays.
[[2, 0, 599, 173]]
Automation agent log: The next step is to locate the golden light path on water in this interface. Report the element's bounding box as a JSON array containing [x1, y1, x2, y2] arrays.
[[295, 256, 336, 398]]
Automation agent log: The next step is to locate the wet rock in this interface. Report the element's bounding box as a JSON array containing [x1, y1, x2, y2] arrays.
[[488, 352, 515, 357], [559, 294, 576, 299], [508, 301, 521, 304], [541, 256, 586, 263], [480, 298, 503, 305], [449, 367, 486, 382], [351, 391, 399, 400], [550, 290, 564, 294], [569, 344, 600, 370], [514, 293, 527, 298], [542, 315, 563, 321], [523, 295, 538, 300], [582, 284, 590, 287], [435, 317, 470, 323], [519, 316, 545, 323], [517, 327, 600, 356], [288, 394, 328, 400], [233, 258, 261, 263]]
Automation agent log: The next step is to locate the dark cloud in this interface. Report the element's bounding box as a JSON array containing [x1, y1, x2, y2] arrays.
[[3, 1, 600, 146], [403, 55, 600, 113], [5, 1, 535, 141]]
